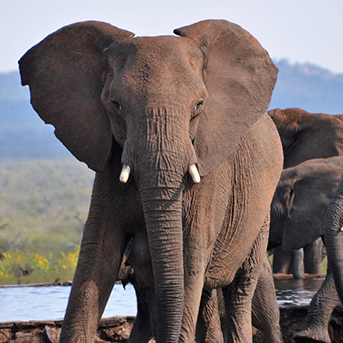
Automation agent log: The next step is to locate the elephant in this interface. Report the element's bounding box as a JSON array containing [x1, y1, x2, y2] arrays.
[[268, 157, 343, 279], [19, 19, 283, 342], [268, 108, 343, 278], [266, 156, 343, 342], [295, 169, 343, 342], [268, 108, 343, 169]]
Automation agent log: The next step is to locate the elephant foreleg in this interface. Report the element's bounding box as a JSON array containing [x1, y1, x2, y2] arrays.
[[303, 238, 325, 275], [60, 224, 126, 342], [60, 172, 131, 343], [291, 249, 305, 279]]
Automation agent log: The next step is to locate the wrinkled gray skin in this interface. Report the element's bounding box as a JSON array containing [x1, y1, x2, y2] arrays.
[[325, 178, 343, 304], [267, 156, 343, 343], [19, 20, 282, 343], [295, 175, 343, 342], [120, 235, 283, 342], [268, 108, 343, 279], [269, 156, 343, 267]]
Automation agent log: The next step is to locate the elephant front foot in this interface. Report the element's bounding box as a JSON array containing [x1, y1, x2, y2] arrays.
[[294, 327, 331, 343]]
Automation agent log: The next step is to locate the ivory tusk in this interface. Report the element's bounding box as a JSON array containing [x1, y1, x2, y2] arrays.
[[188, 164, 201, 184], [120, 164, 131, 183]]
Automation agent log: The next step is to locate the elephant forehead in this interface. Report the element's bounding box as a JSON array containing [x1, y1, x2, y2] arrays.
[[107, 36, 204, 89]]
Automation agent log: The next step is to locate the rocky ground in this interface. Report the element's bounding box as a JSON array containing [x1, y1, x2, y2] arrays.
[[1, 305, 343, 343]]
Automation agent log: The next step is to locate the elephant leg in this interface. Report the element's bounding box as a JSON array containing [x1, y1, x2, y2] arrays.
[[294, 265, 339, 343], [273, 246, 292, 275], [303, 238, 324, 275], [196, 288, 224, 343], [222, 221, 269, 342], [291, 249, 305, 279], [119, 239, 154, 343], [252, 255, 283, 343], [60, 221, 126, 342], [60, 171, 134, 343], [128, 280, 154, 343], [178, 260, 207, 342]]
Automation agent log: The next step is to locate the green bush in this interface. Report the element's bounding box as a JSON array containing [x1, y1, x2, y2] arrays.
[[0, 247, 80, 285]]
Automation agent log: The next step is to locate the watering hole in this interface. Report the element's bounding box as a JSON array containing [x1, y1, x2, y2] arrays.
[[0, 278, 324, 322]]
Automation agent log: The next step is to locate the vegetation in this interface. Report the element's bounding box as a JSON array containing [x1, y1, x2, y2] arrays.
[[0, 248, 79, 285], [0, 159, 93, 284]]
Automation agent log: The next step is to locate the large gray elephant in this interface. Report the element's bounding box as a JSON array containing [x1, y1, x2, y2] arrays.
[[269, 157, 343, 279], [19, 20, 283, 342], [268, 108, 343, 278]]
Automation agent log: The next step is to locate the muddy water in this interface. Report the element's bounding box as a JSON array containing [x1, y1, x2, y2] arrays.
[[0, 278, 324, 322], [274, 277, 324, 308]]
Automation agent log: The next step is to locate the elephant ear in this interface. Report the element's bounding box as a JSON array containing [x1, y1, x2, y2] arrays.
[[282, 164, 342, 251], [19, 21, 134, 172], [174, 20, 278, 176]]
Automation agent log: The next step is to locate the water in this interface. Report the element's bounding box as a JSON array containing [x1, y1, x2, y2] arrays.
[[0, 283, 137, 322], [275, 277, 324, 308], [0, 278, 324, 322]]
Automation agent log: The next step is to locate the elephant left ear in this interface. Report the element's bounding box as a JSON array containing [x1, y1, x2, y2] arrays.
[[174, 20, 278, 176]]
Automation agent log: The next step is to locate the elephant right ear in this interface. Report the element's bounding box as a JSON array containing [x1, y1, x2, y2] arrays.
[[19, 21, 134, 172], [175, 20, 278, 176]]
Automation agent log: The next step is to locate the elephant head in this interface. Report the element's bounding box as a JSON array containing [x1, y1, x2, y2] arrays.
[[269, 158, 343, 252], [19, 20, 277, 341], [268, 108, 343, 168]]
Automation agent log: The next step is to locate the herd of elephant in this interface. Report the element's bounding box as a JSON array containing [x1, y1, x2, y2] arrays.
[[18, 18, 343, 343]]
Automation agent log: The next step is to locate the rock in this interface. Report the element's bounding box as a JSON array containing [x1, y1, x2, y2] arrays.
[[13, 330, 41, 343], [0, 306, 342, 342], [0, 329, 12, 342], [43, 326, 60, 343]]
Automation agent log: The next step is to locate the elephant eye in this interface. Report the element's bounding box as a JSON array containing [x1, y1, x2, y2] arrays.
[[194, 99, 203, 111], [111, 99, 122, 111], [192, 99, 204, 119]]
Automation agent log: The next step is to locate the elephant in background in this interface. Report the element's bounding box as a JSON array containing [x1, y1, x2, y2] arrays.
[[268, 108, 343, 278], [268, 108, 343, 168], [267, 156, 343, 343], [269, 157, 343, 277], [19, 20, 282, 342], [295, 172, 343, 342]]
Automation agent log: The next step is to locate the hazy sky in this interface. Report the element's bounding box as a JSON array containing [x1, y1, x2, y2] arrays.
[[1, 0, 343, 74]]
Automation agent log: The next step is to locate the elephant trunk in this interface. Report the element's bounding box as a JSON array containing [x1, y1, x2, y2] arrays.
[[324, 176, 343, 304], [140, 183, 184, 342], [121, 108, 196, 342]]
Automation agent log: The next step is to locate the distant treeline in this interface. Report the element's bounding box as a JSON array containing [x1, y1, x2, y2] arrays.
[[269, 59, 343, 114], [1, 59, 343, 160]]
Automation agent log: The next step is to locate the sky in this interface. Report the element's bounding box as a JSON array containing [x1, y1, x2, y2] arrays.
[[1, 0, 343, 74]]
